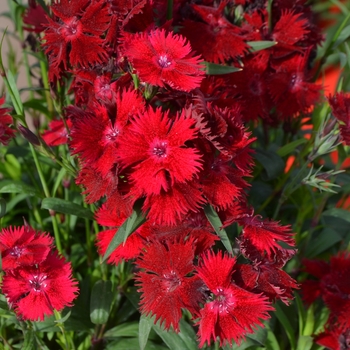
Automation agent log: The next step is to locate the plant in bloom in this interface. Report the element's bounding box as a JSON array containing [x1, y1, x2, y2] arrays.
[[0, 0, 349, 348]]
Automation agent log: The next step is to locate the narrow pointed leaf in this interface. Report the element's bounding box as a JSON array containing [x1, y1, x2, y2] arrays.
[[247, 40, 277, 52], [41, 198, 93, 220], [204, 204, 233, 254], [204, 62, 242, 75], [139, 314, 153, 350], [102, 204, 146, 262]]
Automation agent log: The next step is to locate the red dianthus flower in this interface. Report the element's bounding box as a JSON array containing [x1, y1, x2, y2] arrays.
[[136, 238, 204, 331], [0, 226, 53, 271], [123, 29, 205, 92], [2, 253, 78, 321], [117, 107, 202, 196], [196, 251, 273, 347]]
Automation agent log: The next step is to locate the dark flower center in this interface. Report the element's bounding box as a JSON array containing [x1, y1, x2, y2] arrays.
[[158, 55, 172, 68], [153, 141, 168, 158], [29, 274, 48, 292]]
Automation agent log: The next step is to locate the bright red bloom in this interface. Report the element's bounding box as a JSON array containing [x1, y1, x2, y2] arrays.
[[239, 215, 295, 261], [0, 226, 53, 271], [233, 263, 298, 304], [2, 253, 78, 321], [136, 238, 204, 331], [329, 92, 350, 145], [71, 88, 144, 177], [180, 2, 248, 63], [117, 107, 202, 195], [123, 29, 205, 91], [272, 10, 309, 53], [142, 181, 205, 225], [43, 0, 110, 80], [41, 118, 72, 146], [0, 96, 15, 145], [196, 251, 272, 347]]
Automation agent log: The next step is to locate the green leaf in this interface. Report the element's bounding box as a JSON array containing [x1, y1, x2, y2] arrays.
[[23, 99, 51, 116], [204, 61, 242, 75], [102, 203, 146, 262], [265, 325, 281, 350], [247, 40, 277, 52], [344, 42, 350, 69], [204, 204, 233, 254], [177, 319, 198, 350], [152, 319, 189, 350], [296, 336, 313, 350], [52, 168, 67, 197], [139, 315, 153, 350], [277, 139, 308, 157], [275, 302, 296, 350], [54, 310, 71, 324], [246, 325, 267, 345], [303, 304, 315, 336], [322, 208, 350, 223], [0, 198, 6, 218], [254, 148, 285, 180], [305, 228, 342, 258], [6, 69, 24, 119], [22, 330, 35, 350], [334, 24, 350, 48], [104, 322, 140, 338], [106, 338, 168, 350], [41, 197, 94, 220], [0, 180, 41, 197], [90, 280, 113, 325]]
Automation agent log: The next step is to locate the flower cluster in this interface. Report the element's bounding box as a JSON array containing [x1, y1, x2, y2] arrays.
[[0, 225, 78, 321], [23, 0, 326, 346], [302, 253, 350, 350]]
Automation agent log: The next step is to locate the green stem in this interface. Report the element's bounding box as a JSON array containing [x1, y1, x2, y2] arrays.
[[54, 310, 70, 350], [273, 161, 310, 220], [39, 57, 54, 117], [17, 15, 34, 101], [30, 143, 63, 252]]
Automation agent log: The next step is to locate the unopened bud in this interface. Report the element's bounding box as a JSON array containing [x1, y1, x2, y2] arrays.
[[18, 124, 40, 146]]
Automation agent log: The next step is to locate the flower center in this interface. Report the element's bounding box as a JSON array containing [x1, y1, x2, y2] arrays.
[[163, 270, 181, 292], [9, 246, 23, 257], [29, 274, 48, 292], [61, 17, 81, 40], [212, 288, 235, 314], [158, 55, 172, 68], [152, 141, 168, 158], [104, 123, 119, 142]]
